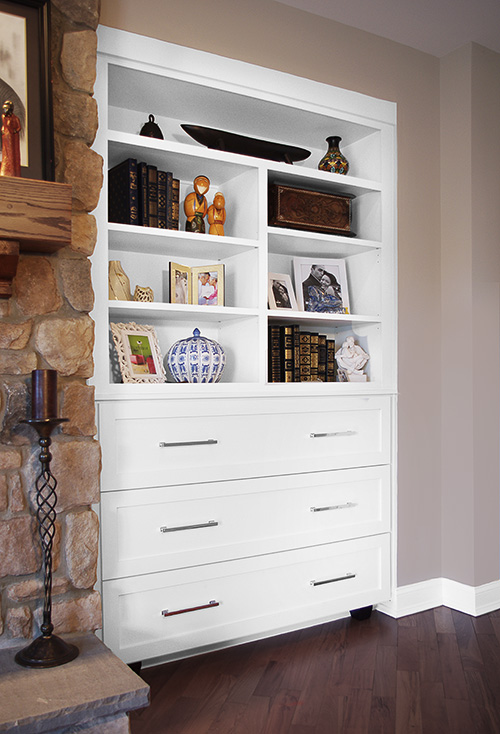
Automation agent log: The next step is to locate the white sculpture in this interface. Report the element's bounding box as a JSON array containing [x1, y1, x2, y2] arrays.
[[335, 336, 369, 381]]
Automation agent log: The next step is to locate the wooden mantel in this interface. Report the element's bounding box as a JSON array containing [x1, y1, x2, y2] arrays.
[[0, 177, 72, 298]]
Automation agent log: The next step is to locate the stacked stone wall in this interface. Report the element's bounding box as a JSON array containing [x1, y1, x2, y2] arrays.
[[0, 0, 102, 646]]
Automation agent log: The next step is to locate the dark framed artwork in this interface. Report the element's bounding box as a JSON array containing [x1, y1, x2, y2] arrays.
[[0, 0, 54, 180]]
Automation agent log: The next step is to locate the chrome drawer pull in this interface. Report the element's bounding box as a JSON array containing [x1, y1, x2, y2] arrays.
[[162, 600, 219, 617], [160, 520, 218, 533], [310, 502, 357, 513], [310, 573, 356, 587], [309, 431, 356, 439], [159, 439, 218, 448]]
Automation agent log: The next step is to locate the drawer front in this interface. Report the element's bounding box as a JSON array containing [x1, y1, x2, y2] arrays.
[[101, 466, 390, 579], [99, 395, 391, 490], [103, 534, 391, 663]]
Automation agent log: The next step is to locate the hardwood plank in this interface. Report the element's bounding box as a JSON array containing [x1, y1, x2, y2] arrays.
[[434, 606, 456, 633], [262, 689, 302, 734], [396, 626, 419, 672], [465, 669, 500, 733], [373, 645, 397, 698], [419, 681, 447, 734], [368, 694, 396, 733], [445, 698, 477, 734], [451, 609, 484, 671], [438, 632, 469, 700], [395, 670, 423, 733]]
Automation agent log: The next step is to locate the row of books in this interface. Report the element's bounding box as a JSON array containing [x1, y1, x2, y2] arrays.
[[268, 324, 338, 383], [108, 157, 180, 229]]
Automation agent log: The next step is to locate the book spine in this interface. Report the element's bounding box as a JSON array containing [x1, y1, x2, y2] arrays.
[[108, 158, 138, 225], [310, 333, 319, 381], [147, 165, 158, 227], [318, 334, 327, 382], [170, 178, 180, 230], [292, 324, 300, 382], [157, 170, 167, 228], [165, 171, 173, 229], [299, 332, 311, 381], [268, 324, 282, 383], [326, 339, 337, 382], [138, 161, 149, 226], [279, 325, 294, 382]]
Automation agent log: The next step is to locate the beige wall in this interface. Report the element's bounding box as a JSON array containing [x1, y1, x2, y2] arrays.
[[441, 44, 500, 586], [100, 0, 500, 589]]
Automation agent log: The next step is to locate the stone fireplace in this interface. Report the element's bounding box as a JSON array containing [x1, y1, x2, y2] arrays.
[[0, 0, 103, 652]]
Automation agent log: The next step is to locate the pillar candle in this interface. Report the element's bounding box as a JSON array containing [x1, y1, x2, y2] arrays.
[[31, 370, 58, 420]]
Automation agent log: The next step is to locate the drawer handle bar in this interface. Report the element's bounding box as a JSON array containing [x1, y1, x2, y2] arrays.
[[310, 502, 357, 513], [159, 439, 218, 448], [162, 600, 219, 617], [160, 520, 219, 533], [309, 431, 357, 439], [310, 573, 356, 587]]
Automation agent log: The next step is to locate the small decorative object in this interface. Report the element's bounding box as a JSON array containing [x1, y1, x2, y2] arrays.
[[167, 328, 226, 383], [109, 260, 132, 301], [184, 175, 210, 233], [15, 370, 79, 668], [110, 322, 166, 383], [0, 100, 21, 177], [335, 336, 369, 382], [318, 135, 349, 174], [268, 184, 355, 237], [139, 113, 164, 139], [181, 124, 310, 164], [208, 192, 226, 235], [133, 285, 154, 302], [268, 273, 298, 310], [293, 256, 350, 314]]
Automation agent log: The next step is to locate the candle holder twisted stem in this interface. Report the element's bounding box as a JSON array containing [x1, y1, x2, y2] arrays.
[[15, 418, 79, 668]]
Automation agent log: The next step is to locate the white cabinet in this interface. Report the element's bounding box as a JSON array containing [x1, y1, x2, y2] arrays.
[[93, 27, 397, 665]]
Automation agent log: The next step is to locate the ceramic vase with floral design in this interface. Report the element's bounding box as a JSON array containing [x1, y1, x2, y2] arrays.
[[318, 136, 349, 175]]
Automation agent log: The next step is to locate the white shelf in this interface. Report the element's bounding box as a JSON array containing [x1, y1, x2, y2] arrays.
[[109, 300, 258, 323]]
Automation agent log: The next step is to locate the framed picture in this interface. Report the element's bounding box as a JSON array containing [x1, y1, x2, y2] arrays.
[[110, 322, 166, 383], [191, 264, 225, 306], [293, 257, 350, 314], [0, 0, 53, 180], [169, 262, 190, 305], [268, 272, 298, 310]]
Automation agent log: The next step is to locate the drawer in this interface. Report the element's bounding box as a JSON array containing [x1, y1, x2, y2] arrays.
[[99, 395, 391, 490], [102, 533, 391, 663], [101, 465, 390, 579]]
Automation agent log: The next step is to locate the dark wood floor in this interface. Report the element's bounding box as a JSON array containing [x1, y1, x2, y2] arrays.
[[129, 606, 500, 733]]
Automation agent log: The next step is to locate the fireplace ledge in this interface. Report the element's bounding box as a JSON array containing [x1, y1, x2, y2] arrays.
[[0, 633, 149, 733]]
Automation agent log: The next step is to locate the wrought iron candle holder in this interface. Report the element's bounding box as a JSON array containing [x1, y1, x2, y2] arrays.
[[15, 371, 79, 668]]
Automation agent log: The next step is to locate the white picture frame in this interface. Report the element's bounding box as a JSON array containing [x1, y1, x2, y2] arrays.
[[110, 322, 166, 383], [293, 257, 350, 314], [268, 272, 298, 310]]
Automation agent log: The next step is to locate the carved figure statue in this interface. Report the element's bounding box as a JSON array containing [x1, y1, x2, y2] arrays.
[[335, 336, 369, 379], [207, 192, 226, 235], [0, 100, 21, 177], [184, 175, 210, 233]]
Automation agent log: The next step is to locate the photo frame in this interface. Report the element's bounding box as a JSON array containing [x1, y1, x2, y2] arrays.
[[191, 264, 225, 306], [293, 257, 350, 314], [268, 272, 298, 310], [0, 0, 54, 180], [110, 322, 166, 383], [169, 262, 190, 305]]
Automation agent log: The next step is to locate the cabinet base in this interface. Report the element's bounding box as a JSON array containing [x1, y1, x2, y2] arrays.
[[349, 605, 373, 621]]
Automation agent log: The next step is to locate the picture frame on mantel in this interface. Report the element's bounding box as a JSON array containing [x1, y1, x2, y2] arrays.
[[0, 0, 54, 180]]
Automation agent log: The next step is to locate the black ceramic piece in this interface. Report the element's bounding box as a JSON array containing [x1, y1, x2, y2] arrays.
[[140, 114, 164, 139], [181, 124, 310, 164]]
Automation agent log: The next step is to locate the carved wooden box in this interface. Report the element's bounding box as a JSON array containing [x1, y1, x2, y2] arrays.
[[268, 183, 355, 236]]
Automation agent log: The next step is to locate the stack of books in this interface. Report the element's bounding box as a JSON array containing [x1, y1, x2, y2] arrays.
[[268, 324, 337, 383], [108, 158, 180, 230]]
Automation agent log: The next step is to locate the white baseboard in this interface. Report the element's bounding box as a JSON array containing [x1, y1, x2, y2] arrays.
[[377, 577, 500, 618]]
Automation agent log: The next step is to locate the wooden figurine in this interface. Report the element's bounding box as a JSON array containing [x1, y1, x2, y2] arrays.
[[208, 192, 226, 236], [184, 175, 210, 233], [0, 100, 21, 177]]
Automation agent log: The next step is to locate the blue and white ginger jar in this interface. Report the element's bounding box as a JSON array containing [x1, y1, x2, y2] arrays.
[[166, 328, 226, 383]]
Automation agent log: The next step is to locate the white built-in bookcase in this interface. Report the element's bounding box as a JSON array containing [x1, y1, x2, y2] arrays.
[[92, 27, 396, 398]]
